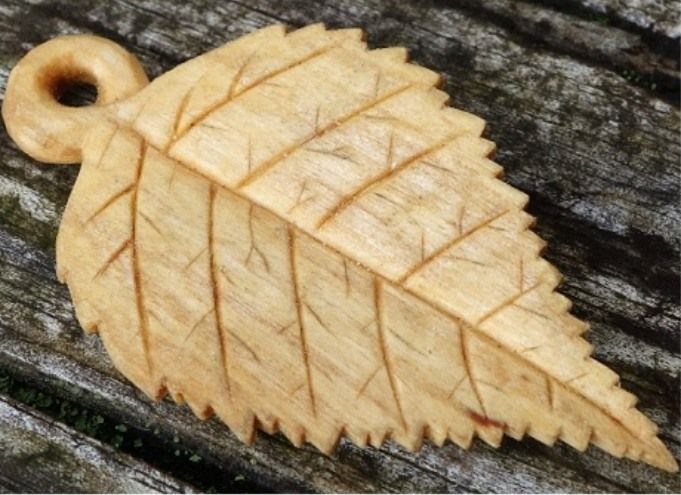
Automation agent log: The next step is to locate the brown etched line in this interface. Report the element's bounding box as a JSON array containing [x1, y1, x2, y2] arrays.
[[305, 145, 355, 162], [476, 281, 542, 326], [228, 328, 261, 363], [208, 184, 232, 398], [131, 142, 153, 377], [316, 133, 462, 230], [85, 184, 134, 224], [384, 131, 395, 170], [167, 84, 197, 150], [245, 204, 270, 272], [460, 326, 487, 418], [398, 208, 511, 283], [138, 210, 164, 237], [373, 279, 407, 430], [304, 303, 332, 335], [149, 134, 673, 464], [356, 365, 382, 398], [387, 326, 429, 358], [449, 256, 489, 267], [182, 306, 214, 345], [565, 372, 588, 385], [183, 246, 207, 272], [514, 303, 551, 321], [289, 227, 317, 416], [237, 84, 413, 189], [446, 376, 467, 401], [458, 205, 466, 235], [227, 51, 257, 100], [287, 180, 311, 214], [93, 125, 118, 169], [547, 377, 554, 412], [343, 259, 351, 296], [93, 238, 131, 279], [170, 44, 341, 147]]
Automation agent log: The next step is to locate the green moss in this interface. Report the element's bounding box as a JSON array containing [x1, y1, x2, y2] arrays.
[[0, 372, 262, 491]]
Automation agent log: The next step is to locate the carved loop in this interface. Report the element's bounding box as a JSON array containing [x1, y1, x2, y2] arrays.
[[2, 35, 148, 164]]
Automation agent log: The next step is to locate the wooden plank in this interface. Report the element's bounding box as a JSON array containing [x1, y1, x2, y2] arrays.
[[0, 0, 679, 492], [569, 0, 681, 38], [0, 393, 196, 493], [452, 0, 678, 99]]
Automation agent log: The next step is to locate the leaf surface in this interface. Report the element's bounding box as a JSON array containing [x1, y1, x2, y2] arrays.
[[56, 24, 677, 471]]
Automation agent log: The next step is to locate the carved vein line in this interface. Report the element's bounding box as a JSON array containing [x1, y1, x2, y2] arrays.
[[476, 281, 542, 326], [388, 326, 429, 358], [85, 184, 134, 224], [168, 84, 196, 150], [138, 210, 163, 237], [398, 209, 511, 283], [93, 125, 118, 169], [245, 204, 270, 272], [94, 238, 131, 279], [343, 259, 351, 296], [170, 44, 341, 147], [131, 142, 153, 377], [374, 279, 407, 430], [228, 328, 260, 363], [183, 246, 207, 272], [236, 84, 413, 189], [304, 302, 332, 335], [139, 134, 649, 448], [460, 326, 487, 417], [208, 184, 232, 398], [446, 376, 467, 400], [316, 133, 463, 230], [356, 365, 382, 398], [182, 306, 213, 345], [289, 227, 317, 416]]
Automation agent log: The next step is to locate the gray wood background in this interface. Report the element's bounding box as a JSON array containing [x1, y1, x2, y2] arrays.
[[0, 0, 679, 492]]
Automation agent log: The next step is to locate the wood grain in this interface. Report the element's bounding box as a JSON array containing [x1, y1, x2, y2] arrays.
[[0, 393, 195, 493]]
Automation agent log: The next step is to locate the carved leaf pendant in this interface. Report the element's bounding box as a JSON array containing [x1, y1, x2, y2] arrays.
[[2, 24, 677, 472]]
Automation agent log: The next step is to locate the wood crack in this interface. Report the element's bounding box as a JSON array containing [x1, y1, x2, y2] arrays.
[[316, 133, 463, 230], [208, 184, 232, 398], [288, 227, 317, 416], [237, 84, 413, 189]]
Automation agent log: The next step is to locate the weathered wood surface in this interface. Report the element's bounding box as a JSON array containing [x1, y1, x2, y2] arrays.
[[0, 0, 678, 493], [570, 0, 681, 37], [0, 393, 196, 493]]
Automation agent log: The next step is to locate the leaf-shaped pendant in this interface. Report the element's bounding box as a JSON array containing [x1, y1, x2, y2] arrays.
[[2, 24, 677, 472]]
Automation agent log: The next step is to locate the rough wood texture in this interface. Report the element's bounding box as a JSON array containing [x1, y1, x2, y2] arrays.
[[0, 0, 679, 492], [3, 23, 677, 473], [0, 393, 196, 493]]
